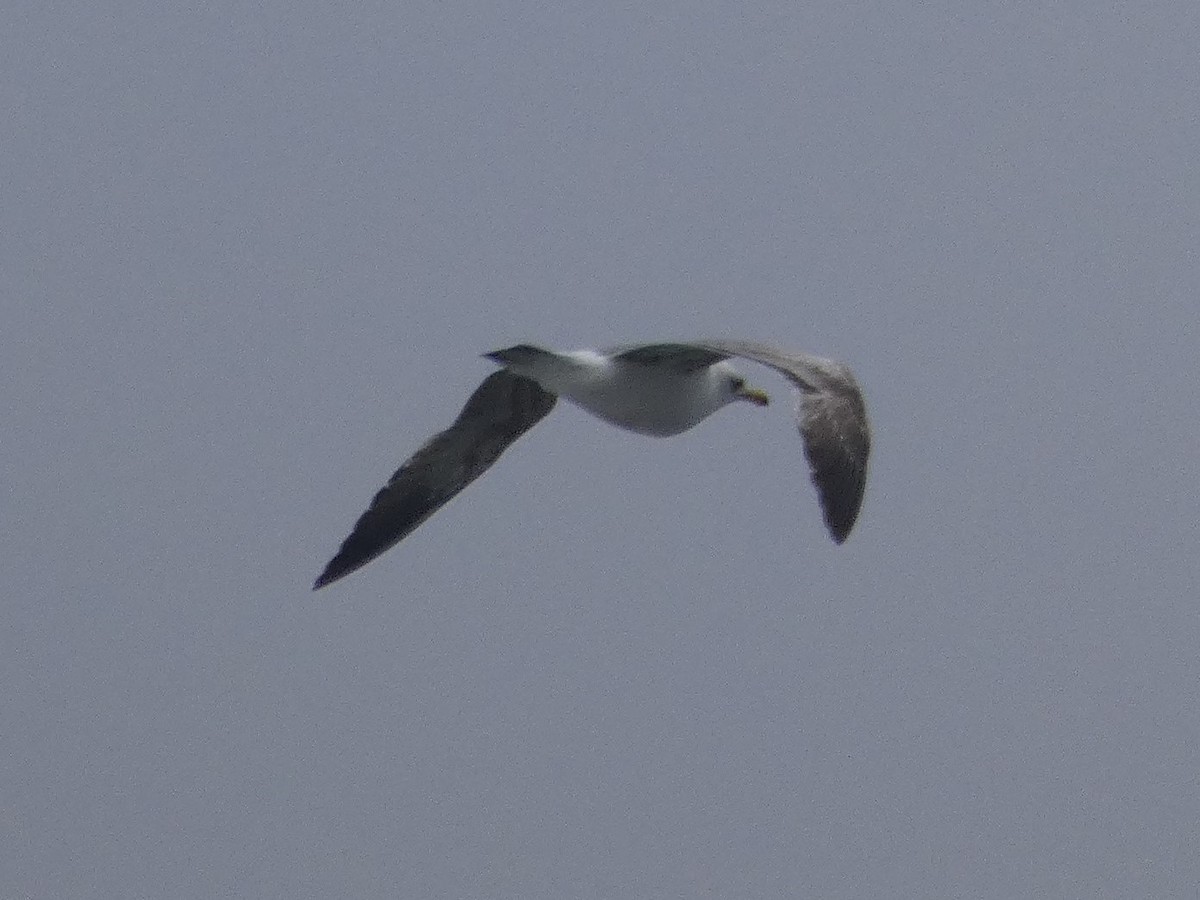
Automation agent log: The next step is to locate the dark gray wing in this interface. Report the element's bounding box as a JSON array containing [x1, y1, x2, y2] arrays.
[[609, 343, 729, 373], [313, 371, 557, 589], [693, 339, 871, 543]]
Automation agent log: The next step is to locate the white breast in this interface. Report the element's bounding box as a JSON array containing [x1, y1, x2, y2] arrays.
[[554, 356, 735, 437]]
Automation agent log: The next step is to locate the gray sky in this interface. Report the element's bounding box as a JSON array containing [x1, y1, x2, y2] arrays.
[[5, 2, 1199, 897]]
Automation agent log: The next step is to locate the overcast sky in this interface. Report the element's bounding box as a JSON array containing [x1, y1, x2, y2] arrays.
[[5, 2, 1199, 897]]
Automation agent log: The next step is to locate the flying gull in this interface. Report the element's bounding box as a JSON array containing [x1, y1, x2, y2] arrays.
[[313, 340, 870, 589]]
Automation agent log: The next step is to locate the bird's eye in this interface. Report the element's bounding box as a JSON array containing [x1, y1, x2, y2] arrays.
[[730, 376, 745, 392]]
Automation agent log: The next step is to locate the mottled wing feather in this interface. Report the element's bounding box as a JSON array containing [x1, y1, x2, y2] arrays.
[[610, 343, 729, 373], [313, 371, 556, 589], [693, 339, 871, 543], [796, 387, 870, 542]]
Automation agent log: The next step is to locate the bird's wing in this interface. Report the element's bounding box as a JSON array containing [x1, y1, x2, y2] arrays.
[[692, 339, 871, 543], [609, 343, 729, 373], [313, 371, 557, 589]]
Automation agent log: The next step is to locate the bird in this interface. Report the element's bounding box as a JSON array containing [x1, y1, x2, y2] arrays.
[[313, 340, 870, 589]]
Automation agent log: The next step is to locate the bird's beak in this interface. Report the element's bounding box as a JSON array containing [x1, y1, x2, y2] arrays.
[[737, 386, 770, 407]]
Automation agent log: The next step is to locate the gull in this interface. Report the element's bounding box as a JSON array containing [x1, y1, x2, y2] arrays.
[[313, 340, 870, 589]]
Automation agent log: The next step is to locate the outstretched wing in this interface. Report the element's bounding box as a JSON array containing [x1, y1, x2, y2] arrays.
[[694, 339, 871, 543], [609, 343, 729, 373], [313, 371, 557, 589]]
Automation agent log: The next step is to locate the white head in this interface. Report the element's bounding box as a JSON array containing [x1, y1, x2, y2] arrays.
[[716, 362, 770, 407]]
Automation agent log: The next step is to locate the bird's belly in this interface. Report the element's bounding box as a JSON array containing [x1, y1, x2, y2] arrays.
[[560, 380, 710, 437]]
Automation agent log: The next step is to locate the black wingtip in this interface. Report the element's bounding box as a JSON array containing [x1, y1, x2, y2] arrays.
[[313, 554, 355, 590], [313, 555, 357, 591], [821, 500, 862, 545]]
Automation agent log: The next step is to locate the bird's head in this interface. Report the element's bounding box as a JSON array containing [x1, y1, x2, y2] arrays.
[[726, 371, 770, 407]]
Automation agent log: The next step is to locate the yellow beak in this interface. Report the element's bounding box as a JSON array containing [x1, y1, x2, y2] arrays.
[[736, 386, 770, 407]]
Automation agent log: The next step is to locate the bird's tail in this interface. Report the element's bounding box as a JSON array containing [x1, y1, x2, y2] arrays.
[[483, 344, 550, 369]]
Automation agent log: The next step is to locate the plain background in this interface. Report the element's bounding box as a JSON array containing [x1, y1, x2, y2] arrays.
[[5, 2, 1199, 897]]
